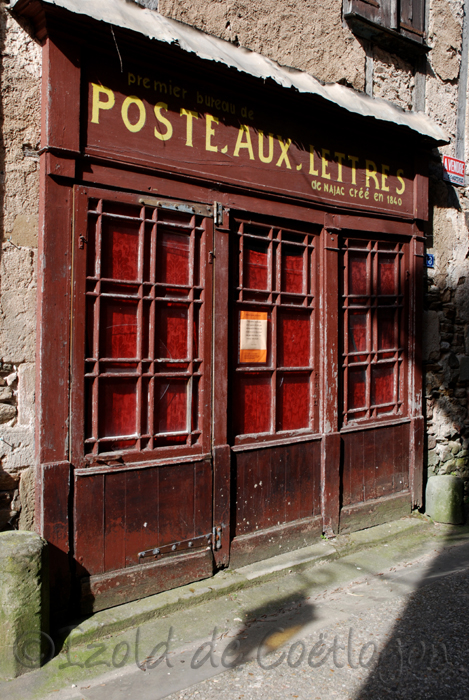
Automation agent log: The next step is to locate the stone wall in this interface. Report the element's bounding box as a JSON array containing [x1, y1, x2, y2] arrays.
[[424, 0, 469, 505], [0, 3, 41, 531]]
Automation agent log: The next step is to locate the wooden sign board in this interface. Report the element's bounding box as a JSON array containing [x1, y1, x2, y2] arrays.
[[84, 51, 415, 218]]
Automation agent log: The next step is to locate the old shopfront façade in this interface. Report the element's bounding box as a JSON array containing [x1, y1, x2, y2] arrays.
[[12, 0, 447, 619]]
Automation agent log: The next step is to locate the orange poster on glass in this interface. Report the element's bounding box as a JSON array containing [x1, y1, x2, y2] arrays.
[[239, 310, 268, 363]]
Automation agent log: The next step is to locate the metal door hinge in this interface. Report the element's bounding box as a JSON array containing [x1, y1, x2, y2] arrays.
[[78, 235, 87, 249], [138, 197, 213, 218], [138, 525, 223, 562], [213, 525, 222, 550], [214, 202, 223, 226]]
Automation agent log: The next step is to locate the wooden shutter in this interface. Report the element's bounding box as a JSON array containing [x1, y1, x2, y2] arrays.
[[400, 0, 425, 42]]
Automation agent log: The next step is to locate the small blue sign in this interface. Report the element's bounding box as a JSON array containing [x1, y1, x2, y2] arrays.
[[425, 254, 435, 268]]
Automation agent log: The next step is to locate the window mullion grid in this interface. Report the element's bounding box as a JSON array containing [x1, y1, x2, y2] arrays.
[[135, 216, 145, 451], [147, 212, 158, 449], [239, 223, 244, 301], [270, 229, 277, 433], [91, 206, 104, 453], [367, 244, 376, 420], [308, 235, 315, 429], [187, 219, 195, 445], [343, 247, 350, 423]]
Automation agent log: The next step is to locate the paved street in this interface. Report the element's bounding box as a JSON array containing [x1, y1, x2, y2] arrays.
[[4, 519, 469, 700]]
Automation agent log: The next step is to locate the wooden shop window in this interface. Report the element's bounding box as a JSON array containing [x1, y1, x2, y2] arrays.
[[341, 237, 407, 425], [82, 197, 209, 456], [231, 216, 319, 440]]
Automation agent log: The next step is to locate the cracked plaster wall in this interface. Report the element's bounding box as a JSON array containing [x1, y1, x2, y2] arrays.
[[0, 3, 40, 531]]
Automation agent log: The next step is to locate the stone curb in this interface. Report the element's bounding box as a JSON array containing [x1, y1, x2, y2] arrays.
[[58, 515, 447, 650]]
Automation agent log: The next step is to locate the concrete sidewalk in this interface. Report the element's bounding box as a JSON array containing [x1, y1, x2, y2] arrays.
[[3, 514, 469, 700]]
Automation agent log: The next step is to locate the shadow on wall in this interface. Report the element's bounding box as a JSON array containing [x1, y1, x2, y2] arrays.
[[423, 156, 469, 511]]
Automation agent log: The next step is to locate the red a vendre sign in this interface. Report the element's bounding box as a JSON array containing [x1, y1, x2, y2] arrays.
[[443, 155, 466, 186]]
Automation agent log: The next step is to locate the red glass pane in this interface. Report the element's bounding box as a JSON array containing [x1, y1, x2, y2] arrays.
[[348, 367, 366, 409], [103, 438, 137, 452], [235, 373, 271, 435], [103, 202, 141, 217], [349, 253, 367, 295], [154, 379, 187, 433], [378, 255, 396, 295], [191, 378, 199, 433], [86, 296, 95, 359], [378, 309, 395, 350], [278, 310, 310, 367], [99, 378, 137, 437], [155, 303, 188, 360], [371, 364, 394, 405], [142, 301, 150, 359], [156, 231, 190, 285], [348, 312, 367, 354], [141, 378, 149, 435], [100, 299, 138, 358], [244, 241, 269, 290], [85, 378, 93, 440], [281, 245, 303, 293], [86, 218, 97, 277], [101, 362, 138, 374], [156, 363, 189, 372], [143, 224, 152, 282], [277, 374, 309, 431], [101, 219, 139, 281]]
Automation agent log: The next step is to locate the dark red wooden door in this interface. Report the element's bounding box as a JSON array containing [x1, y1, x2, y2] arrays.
[[226, 212, 323, 566], [339, 232, 413, 532], [71, 187, 215, 611]]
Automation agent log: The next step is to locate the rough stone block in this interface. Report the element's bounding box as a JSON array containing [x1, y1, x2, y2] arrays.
[[426, 449, 439, 468], [0, 427, 34, 473], [460, 356, 469, 381], [10, 214, 38, 248], [18, 467, 35, 531], [426, 475, 465, 525], [0, 404, 16, 423], [439, 459, 455, 474], [0, 387, 13, 401], [0, 289, 36, 363], [423, 310, 440, 361], [0, 470, 18, 490], [17, 363, 35, 426], [0, 531, 49, 680]]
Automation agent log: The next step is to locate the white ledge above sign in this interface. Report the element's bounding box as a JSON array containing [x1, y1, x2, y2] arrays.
[[443, 155, 466, 186]]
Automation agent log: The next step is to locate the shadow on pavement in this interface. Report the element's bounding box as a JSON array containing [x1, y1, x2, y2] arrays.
[[354, 525, 469, 700]]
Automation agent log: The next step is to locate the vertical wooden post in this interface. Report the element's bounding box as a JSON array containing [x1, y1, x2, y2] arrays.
[[409, 230, 425, 508], [35, 34, 81, 618], [212, 207, 231, 566], [320, 215, 341, 535]]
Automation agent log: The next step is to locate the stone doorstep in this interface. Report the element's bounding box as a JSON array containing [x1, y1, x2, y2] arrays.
[[57, 515, 446, 651]]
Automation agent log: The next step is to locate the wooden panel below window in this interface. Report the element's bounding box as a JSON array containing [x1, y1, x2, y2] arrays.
[[339, 491, 411, 535], [74, 459, 212, 576], [230, 515, 322, 568], [234, 440, 321, 537], [80, 548, 213, 614], [341, 422, 410, 507]]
